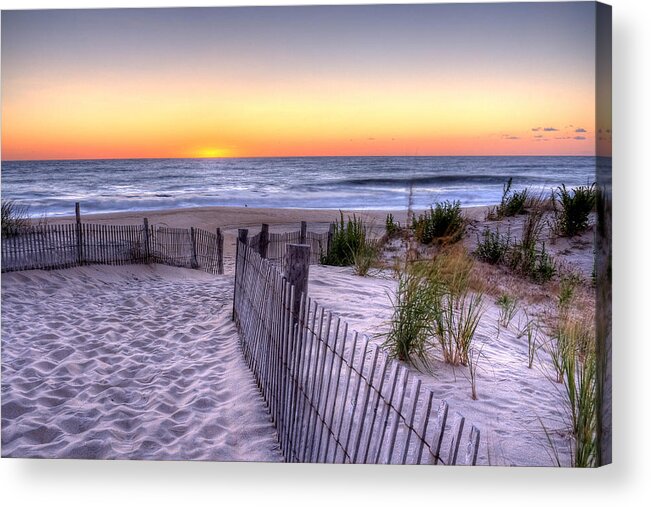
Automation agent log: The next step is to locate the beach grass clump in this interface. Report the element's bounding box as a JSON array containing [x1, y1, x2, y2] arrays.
[[381, 270, 437, 366], [382, 246, 484, 368], [488, 178, 529, 219], [553, 183, 596, 237], [385, 213, 401, 238], [508, 240, 556, 284], [507, 206, 556, 283], [417, 248, 485, 366], [476, 195, 556, 283], [352, 240, 379, 277], [420, 244, 474, 296], [557, 315, 598, 467], [497, 294, 518, 328], [467, 345, 483, 400], [412, 200, 465, 245], [558, 274, 581, 311], [1, 200, 30, 238], [475, 227, 511, 264], [434, 289, 484, 366], [524, 318, 539, 369], [321, 211, 366, 266]]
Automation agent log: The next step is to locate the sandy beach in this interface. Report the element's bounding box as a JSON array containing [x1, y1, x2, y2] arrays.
[[1, 263, 282, 461], [2, 204, 595, 465]]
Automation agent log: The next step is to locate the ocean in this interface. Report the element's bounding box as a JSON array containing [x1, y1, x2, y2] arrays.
[[1, 156, 599, 217]]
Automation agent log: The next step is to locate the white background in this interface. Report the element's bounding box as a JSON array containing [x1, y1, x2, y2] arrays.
[[0, 0, 648, 505]]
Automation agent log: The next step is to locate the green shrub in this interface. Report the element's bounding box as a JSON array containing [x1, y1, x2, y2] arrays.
[[532, 244, 556, 283], [385, 213, 400, 237], [553, 183, 596, 237], [475, 227, 511, 264], [476, 205, 556, 283], [322, 212, 366, 266], [509, 241, 556, 284], [1, 200, 29, 238], [488, 178, 529, 219], [413, 200, 465, 245]]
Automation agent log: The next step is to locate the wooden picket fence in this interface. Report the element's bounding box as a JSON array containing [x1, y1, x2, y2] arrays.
[[248, 221, 330, 265], [1, 222, 224, 275], [233, 239, 481, 465]]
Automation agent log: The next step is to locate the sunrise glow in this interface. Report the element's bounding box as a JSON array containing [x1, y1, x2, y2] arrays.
[[1, 4, 603, 161]]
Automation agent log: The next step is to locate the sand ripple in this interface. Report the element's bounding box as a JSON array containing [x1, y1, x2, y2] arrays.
[[1, 265, 282, 461]]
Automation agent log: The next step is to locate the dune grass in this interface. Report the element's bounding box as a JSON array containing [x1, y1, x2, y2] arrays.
[[352, 240, 379, 277], [321, 211, 367, 267], [476, 193, 556, 284], [475, 227, 511, 265], [558, 315, 598, 467], [380, 269, 437, 366], [381, 246, 485, 368], [1, 200, 30, 237], [487, 178, 529, 219], [412, 200, 465, 245], [497, 293, 518, 328], [553, 183, 596, 237], [385, 213, 401, 238]]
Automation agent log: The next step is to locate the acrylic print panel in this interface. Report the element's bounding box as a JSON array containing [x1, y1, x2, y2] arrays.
[[0, 2, 612, 467]]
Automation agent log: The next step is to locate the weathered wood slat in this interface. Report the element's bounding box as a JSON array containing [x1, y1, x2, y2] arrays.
[[6, 218, 481, 466], [3, 222, 225, 276]]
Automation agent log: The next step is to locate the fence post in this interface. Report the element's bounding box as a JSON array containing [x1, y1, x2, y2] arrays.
[[284, 243, 310, 325], [216, 227, 224, 275], [259, 223, 270, 259], [75, 202, 84, 266], [190, 226, 199, 269], [143, 218, 150, 264], [327, 222, 335, 256], [238, 228, 249, 247], [232, 228, 249, 321], [300, 221, 307, 244]]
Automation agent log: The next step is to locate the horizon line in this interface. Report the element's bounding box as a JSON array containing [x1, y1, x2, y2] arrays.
[[2, 154, 600, 163]]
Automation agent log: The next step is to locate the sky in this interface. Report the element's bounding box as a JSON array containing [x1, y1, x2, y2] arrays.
[[1, 3, 601, 160]]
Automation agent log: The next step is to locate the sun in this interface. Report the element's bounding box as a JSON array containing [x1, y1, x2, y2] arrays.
[[193, 147, 231, 158]]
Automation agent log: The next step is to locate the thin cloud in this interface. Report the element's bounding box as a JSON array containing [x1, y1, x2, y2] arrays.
[[502, 134, 519, 140], [544, 127, 558, 132], [533, 134, 544, 138], [531, 127, 542, 132], [575, 128, 587, 133], [574, 136, 586, 140]]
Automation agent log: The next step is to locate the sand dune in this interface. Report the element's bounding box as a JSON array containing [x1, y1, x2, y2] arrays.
[[1, 265, 282, 461], [308, 265, 572, 466]]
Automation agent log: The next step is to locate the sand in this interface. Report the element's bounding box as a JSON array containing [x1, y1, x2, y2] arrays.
[[3, 204, 594, 465], [1, 264, 282, 461], [308, 264, 571, 466]]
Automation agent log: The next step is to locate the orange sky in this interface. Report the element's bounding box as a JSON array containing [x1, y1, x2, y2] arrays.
[[1, 5, 603, 160]]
